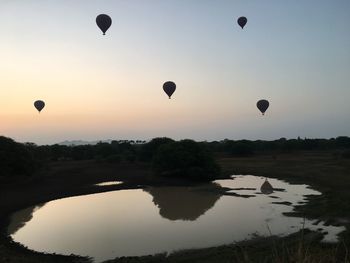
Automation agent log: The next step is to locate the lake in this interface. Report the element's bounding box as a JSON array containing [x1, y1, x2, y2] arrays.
[[8, 175, 345, 262]]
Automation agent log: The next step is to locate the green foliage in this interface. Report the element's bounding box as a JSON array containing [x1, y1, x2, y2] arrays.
[[341, 150, 350, 159], [205, 136, 350, 156], [138, 137, 174, 162], [2, 135, 350, 176], [226, 140, 255, 156], [125, 152, 136, 163], [152, 139, 220, 181], [0, 136, 39, 177], [106, 154, 122, 163]]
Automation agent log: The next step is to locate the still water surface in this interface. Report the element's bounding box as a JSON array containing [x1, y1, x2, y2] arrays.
[[8, 175, 345, 262], [95, 181, 123, 186]]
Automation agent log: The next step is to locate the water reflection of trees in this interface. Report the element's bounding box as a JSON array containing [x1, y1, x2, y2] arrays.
[[7, 204, 45, 236], [144, 183, 222, 221]]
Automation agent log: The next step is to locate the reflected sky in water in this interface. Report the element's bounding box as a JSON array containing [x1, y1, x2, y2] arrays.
[[9, 176, 345, 262], [95, 181, 123, 186]]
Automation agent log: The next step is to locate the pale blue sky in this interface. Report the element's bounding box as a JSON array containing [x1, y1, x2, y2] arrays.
[[0, 1, 349, 144]]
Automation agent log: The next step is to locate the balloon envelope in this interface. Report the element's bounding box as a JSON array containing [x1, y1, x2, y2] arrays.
[[257, 99, 269, 115], [237, 16, 247, 29], [34, 100, 45, 113], [163, 81, 176, 99], [96, 14, 112, 35]]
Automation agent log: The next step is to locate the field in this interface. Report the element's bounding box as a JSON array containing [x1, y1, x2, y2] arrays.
[[1, 151, 349, 262]]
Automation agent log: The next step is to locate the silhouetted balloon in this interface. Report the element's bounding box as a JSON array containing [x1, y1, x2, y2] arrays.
[[163, 81, 176, 99], [96, 14, 112, 35], [257, 99, 269, 115], [237, 16, 247, 29], [34, 100, 45, 113]]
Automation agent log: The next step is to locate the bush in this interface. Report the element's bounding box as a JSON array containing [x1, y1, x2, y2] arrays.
[[125, 153, 136, 163], [223, 140, 255, 156], [152, 139, 220, 181], [105, 154, 122, 163], [138, 137, 174, 162], [0, 136, 38, 177], [341, 150, 350, 159]]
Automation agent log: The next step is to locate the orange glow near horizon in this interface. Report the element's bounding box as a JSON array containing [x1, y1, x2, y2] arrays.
[[1, 1, 349, 144]]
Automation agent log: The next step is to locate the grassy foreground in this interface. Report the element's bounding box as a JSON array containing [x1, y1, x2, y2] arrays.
[[1, 151, 350, 262]]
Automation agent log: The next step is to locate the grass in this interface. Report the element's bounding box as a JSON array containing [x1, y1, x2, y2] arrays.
[[103, 229, 349, 263]]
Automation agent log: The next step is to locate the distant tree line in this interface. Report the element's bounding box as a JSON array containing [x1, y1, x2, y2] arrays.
[[1, 135, 350, 179], [205, 137, 350, 156]]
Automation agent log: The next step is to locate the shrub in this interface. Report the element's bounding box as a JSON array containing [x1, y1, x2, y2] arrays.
[[125, 153, 136, 163], [341, 150, 350, 159], [152, 139, 220, 181], [105, 154, 122, 163], [0, 136, 38, 177], [138, 137, 174, 162]]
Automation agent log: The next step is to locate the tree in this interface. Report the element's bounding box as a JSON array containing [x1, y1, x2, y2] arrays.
[[138, 137, 174, 162], [152, 139, 220, 181], [0, 136, 38, 177]]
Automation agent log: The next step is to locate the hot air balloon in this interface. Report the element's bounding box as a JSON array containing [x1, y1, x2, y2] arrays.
[[237, 16, 247, 29], [163, 81, 176, 99], [34, 100, 45, 113], [257, 99, 269, 115], [260, 178, 273, 195], [96, 14, 112, 35]]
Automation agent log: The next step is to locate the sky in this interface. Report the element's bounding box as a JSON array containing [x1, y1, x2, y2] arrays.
[[1, 0, 349, 145]]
